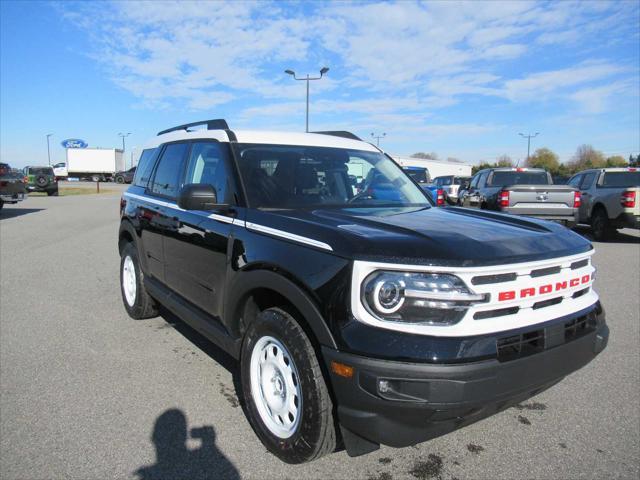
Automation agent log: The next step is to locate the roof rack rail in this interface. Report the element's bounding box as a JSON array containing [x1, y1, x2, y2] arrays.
[[157, 119, 229, 136], [312, 131, 362, 141]]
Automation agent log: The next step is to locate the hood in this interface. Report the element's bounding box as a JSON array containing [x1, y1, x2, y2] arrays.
[[254, 206, 592, 267]]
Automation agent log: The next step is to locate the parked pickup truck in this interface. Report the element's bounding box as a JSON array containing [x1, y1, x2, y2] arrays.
[[0, 162, 27, 210], [567, 167, 640, 240], [459, 167, 579, 226], [118, 119, 608, 463]]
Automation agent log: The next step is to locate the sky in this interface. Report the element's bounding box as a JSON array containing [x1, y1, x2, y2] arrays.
[[1, 0, 639, 168]]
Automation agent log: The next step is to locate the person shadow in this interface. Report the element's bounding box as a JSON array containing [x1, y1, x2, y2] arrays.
[[135, 409, 240, 480]]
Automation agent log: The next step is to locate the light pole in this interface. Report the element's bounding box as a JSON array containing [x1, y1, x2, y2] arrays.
[[46, 133, 53, 166], [371, 132, 386, 147], [518, 132, 539, 162], [118, 132, 131, 168], [284, 67, 329, 132]]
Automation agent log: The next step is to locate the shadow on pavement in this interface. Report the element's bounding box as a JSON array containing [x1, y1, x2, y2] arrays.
[[0, 208, 45, 220], [135, 408, 240, 480], [157, 307, 246, 413]]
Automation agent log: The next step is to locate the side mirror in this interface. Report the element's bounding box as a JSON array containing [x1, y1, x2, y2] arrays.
[[177, 184, 227, 211]]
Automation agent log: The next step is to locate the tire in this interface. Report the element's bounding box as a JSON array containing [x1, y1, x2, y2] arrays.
[[0, 200, 3, 211], [120, 242, 158, 319], [591, 208, 614, 241], [91, 175, 101, 182], [47, 189, 59, 196], [241, 307, 336, 464], [115, 176, 125, 184], [36, 175, 48, 187]]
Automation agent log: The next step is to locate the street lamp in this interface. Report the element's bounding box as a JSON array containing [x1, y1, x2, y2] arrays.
[[371, 132, 386, 147], [118, 132, 132, 168], [284, 67, 329, 132], [46, 133, 53, 166], [518, 132, 539, 162]]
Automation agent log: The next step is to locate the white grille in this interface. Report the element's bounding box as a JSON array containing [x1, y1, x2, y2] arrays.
[[351, 251, 597, 337]]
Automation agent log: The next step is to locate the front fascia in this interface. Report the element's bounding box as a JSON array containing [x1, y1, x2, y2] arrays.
[[351, 250, 597, 337]]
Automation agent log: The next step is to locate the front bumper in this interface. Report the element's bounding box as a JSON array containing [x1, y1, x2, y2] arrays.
[[323, 304, 607, 451], [0, 192, 26, 202]]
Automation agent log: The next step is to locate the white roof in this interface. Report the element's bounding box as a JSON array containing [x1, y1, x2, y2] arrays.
[[144, 129, 378, 152]]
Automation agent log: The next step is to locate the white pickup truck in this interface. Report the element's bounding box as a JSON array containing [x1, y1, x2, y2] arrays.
[[567, 167, 640, 240]]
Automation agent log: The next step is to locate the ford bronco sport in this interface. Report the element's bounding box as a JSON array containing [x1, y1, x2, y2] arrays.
[[118, 120, 608, 464]]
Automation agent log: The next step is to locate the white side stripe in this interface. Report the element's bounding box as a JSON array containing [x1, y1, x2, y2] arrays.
[[123, 192, 332, 251], [245, 222, 333, 251]]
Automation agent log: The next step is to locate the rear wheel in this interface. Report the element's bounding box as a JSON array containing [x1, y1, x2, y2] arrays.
[[115, 175, 125, 184], [91, 175, 101, 182], [120, 242, 158, 319], [241, 307, 336, 464], [591, 208, 615, 241]]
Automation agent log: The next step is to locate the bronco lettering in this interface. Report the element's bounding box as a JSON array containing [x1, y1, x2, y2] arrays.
[[498, 275, 591, 302]]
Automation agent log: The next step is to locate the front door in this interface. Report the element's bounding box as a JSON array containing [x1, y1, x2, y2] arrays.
[[163, 141, 237, 319]]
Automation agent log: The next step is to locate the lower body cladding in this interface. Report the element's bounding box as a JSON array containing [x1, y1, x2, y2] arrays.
[[323, 303, 608, 455]]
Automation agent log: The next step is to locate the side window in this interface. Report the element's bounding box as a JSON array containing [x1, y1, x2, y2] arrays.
[[183, 142, 229, 202], [477, 172, 489, 188], [567, 175, 582, 188], [580, 172, 596, 190], [150, 143, 189, 199], [134, 148, 158, 187], [469, 174, 480, 189]]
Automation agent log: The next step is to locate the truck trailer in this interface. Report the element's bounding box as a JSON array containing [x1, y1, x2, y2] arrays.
[[55, 148, 125, 182]]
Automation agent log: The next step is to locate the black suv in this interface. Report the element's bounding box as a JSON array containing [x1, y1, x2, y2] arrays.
[[24, 166, 58, 196], [118, 120, 608, 464]]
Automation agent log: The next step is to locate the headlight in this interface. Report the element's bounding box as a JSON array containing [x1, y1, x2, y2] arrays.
[[362, 271, 487, 325]]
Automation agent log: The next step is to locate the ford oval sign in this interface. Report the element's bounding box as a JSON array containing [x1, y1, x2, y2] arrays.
[[61, 139, 88, 149]]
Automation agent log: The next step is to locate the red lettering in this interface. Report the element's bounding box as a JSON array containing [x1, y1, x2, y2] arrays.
[[555, 281, 568, 291], [540, 284, 552, 294], [570, 278, 580, 287], [520, 288, 536, 298], [582, 275, 590, 284], [499, 291, 516, 301]]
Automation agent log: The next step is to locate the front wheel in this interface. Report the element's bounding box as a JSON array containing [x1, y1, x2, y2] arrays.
[[115, 176, 125, 184], [120, 242, 158, 319], [241, 308, 336, 464]]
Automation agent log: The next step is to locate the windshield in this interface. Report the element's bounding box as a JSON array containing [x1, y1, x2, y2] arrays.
[[489, 171, 549, 186], [402, 168, 429, 184], [29, 167, 54, 175], [601, 171, 640, 187], [234, 144, 430, 209]]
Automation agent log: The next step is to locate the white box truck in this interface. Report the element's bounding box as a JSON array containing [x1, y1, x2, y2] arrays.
[[391, 155, 472, 180], [54, 148, 125, 182]]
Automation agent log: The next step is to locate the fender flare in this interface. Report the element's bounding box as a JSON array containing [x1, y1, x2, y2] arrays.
[[118, 220, 149, 274], [225, 269, 338, 350]]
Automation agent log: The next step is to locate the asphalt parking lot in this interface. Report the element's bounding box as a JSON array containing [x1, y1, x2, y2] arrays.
[[1, 191, 638, 480]]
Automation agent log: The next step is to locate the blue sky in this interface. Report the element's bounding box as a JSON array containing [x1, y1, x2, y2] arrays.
[[1, 0, 638, 168]]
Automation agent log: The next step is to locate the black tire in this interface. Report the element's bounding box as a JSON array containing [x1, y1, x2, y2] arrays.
[[47, 189, 59, 196], [115, 175, 125, 184], [241, 307, 336, 464], [591, 208, 615, 241], [119, 242, 158, 319], [91, 175, 101, 182], [36, 175, 48, 187]]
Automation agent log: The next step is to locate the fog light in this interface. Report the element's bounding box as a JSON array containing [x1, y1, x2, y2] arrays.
[[378, 380, 390, 393]]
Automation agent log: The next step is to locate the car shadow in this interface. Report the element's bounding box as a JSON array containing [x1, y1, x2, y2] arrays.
[[135, 408, 240, 480], [0, 207, 44, 220], [157, 307, 245, 408], [573, 226, 640, 244]]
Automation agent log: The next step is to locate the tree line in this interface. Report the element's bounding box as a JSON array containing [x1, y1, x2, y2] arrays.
[[468, 145, 639, 176]]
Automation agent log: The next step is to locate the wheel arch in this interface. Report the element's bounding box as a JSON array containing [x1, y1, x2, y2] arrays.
[[118, 219, 149, 274], [225, 269, 338, 352], [590, 202, 607, 220]]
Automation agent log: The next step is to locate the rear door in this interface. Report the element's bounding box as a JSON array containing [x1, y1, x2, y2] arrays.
[[141, 142, 189, 282]]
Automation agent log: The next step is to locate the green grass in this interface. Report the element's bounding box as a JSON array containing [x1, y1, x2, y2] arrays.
[[29, 187, 118, 196]]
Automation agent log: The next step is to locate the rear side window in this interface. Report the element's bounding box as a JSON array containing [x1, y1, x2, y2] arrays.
[[183, 142, 230, 203], [580, 172, 597, 189], [150, 143, 189, 199], [567, 175, 582, 188], [134, 148, 158, 187]]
